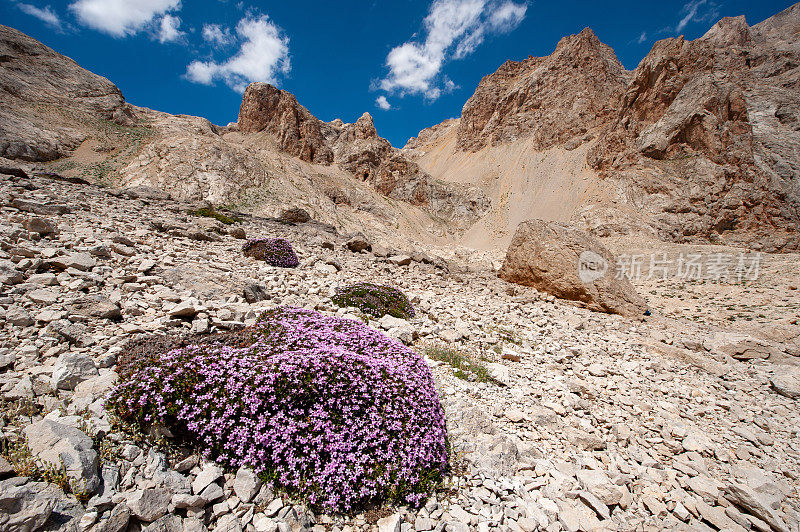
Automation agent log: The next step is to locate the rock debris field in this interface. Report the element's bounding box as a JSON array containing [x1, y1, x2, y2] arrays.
[[1, 171, 799, 532]]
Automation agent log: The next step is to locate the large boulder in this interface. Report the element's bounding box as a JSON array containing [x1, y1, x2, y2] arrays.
[[498, 219, 647, 316], [0, 479, 53, 531], [22, 420, 100, 494]]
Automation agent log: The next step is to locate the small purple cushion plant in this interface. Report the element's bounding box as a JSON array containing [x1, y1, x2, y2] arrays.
[[242, 237, 299, 268], [331, 282, 415, 320], [107, 307, 447, 513]]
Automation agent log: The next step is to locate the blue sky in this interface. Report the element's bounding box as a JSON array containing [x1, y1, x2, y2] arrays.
[[2, 0, 796, 147]]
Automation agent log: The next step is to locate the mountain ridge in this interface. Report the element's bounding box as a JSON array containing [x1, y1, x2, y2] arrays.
[[403, 3, 800, 252]]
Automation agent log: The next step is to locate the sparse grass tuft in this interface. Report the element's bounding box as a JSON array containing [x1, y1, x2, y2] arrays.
[[191, 207, 241, 225], [423, 344, 499, 384]]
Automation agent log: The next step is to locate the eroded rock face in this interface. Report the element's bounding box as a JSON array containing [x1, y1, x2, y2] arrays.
[[237, 83, 334, 164], [0, 24, 132, 161], [456, 28, 628, 152], [498, 219, 648, 316], [410, 7, 800, 251], [587, 11, 800, 250], [236, 88, 490, 227]]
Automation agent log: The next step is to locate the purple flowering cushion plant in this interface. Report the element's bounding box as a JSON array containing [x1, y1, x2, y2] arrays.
[[242, 237, 299, 268], [331, 282, 415, 320], [107, 307, 447, 513]]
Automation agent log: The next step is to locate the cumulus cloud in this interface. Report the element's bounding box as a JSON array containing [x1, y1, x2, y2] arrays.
[[17, 3, 62, 29], [202, 23, 234, 46], [69, 0, 181, 37], [157, 13, 184, 43], [186, 14, 290, 92], [379, 0, 527, 100], [375, 96, 392, 110]]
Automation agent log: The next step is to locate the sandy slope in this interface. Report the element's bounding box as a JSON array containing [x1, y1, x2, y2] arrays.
[[406, 121, 614, 250]]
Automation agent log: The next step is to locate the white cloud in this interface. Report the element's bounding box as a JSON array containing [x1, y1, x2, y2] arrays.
[[379, 0, 527, 100], [375, 96, 392, 110], [17, 3, 62, 28], [202, 23, 234, 46], [637, 31, 647, 44], [69, 0, 181, 37], [676, 0, 719, 33], [186, 14, 290, 92], [157, 13, 184, 43]]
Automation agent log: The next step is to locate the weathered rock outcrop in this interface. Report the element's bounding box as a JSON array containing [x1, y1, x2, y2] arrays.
[[0, 24, 134, 161], [587, 9, 800, 250], [0, 26, 487, 240], [236, 86, 489, 227], [407, 5, 800, 251], [237, 83, 334, 164], [499, 219, 648, 317], [456, 28, 628, 152]]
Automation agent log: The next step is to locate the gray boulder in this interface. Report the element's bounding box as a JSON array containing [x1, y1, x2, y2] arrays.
[[0, 479, 54, 532], [22, 420, 100, 494], [68, 296, 122, 320], [51, 353, 98, 390], [126, 488, 172, 523]]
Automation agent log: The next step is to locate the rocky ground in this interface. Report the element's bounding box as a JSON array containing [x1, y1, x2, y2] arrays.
[[1, 169, 799, 532]]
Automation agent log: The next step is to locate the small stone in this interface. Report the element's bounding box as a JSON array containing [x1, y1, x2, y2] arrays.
[[724, 482, 790, 532], [264, 498, 283, 517], [170, 299, 200, 318], [578, 491, 610, 520], [769, 369, 800, 399], [192, 463, 223, 494], [504, 409, 525, 423], [642, 495, 667, 517], [243, 283, 269, 303], [126, 488, 172, 522], [377, 513, 402, 532], [346, 234, 371, 252], [97, 503, 131, 532], [279, 207, 311, 223], [6, 307, 33, 327], [138, 259, 157, 273], [233, 467, 262, 503], [27, 288, 59, 305], [51, 353, 98, 390], [501, 346, 520, 362], [673, 501, 691, 522], [48, 252, 96, 271], [387, 255, 412, 266], [23, 216, 57, 235], [254, 516, 278, 532], [68, 296, 122, 320]]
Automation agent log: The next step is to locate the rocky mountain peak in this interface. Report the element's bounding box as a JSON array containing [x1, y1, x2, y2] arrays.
[[454, 27, 628, 152], [700, 15, 753, 47], [752, 1, 800, 43], [237, 82, 334, 164]]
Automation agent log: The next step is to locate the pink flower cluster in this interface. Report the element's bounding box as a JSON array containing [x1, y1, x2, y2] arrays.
[[107, 307, 447, 512], [242, 238, 299, 268]]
